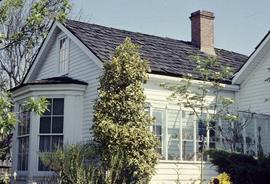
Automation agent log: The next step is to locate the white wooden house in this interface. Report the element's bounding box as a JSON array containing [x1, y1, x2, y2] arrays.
[[11, 10, 270, 184]]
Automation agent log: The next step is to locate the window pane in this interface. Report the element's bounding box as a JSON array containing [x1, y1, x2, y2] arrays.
[[53, 99, 64, 115], [167, 110, 181, 160], [38, 157, 50, 171], [182, 112, 194, 140], [52, 117, 63, 133], [152, 110, 164, 158], [18, 137, 29, 171], [39, 136, 51, 152], [18, 109, 30, 135], [40, 117, 51, 133], [182, 111, 194, 160], [44, 99, 52, 115], [52, 136, 63, 151], [182, 141, 194, 161]]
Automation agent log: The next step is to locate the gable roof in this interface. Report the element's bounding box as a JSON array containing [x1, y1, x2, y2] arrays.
[[65, 19, 248, 84], [233, 31, 270, 84]]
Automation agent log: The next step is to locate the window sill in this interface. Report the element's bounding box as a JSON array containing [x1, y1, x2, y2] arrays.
[[159, 160, 212, 164]]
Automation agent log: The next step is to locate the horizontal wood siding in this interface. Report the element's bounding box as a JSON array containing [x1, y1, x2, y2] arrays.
[[237, 49, 270, 115], [36, 34, 58, 79], [68, 39, 101, 141], [150, 162, 217, 184], [33, 31, 101, 141]]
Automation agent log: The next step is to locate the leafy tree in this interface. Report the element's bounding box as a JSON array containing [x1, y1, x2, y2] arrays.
[[161, 55, 245, 151], [93, 37, 159, 183], [0, 0, 71, 90], [0, 92, 48, 159], [161, 55, 251, 183]]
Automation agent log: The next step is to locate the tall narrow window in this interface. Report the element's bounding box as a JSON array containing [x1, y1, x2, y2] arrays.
[[152, 110, 164, 157], [38, 98, 64, 171], [17, 105, 30, 171], [59, 37, 68, 74]]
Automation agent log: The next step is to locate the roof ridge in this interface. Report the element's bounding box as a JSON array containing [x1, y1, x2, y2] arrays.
[[66, 19, 192, 45], [66, 19, 247, 57]]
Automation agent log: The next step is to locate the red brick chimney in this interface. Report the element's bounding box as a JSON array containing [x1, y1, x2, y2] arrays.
[[190, 10, 216, 56]]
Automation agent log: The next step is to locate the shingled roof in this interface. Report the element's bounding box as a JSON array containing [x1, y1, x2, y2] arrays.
[[65, 19, 248, 84]]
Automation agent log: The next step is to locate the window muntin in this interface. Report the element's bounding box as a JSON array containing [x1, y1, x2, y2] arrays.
[[17, 105, 30, 171], [151, 105, 217, 161], [38, 98, 64, 171], [152, 110, 164, 157], [59, 37, 68, 74]]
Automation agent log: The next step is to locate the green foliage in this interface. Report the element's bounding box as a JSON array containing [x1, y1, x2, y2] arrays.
[[0, 93, 16, 139], [23, 97, 49, 116], [0, 92, 48, 158], [161, 55, 249, 153], [207, 149, 270, 184], [41, 144, 99, 184], [93, 37, 159, 182], [161, 55, 234, 122], [0, 0, 71, 89], [41, 144, 131, 184]]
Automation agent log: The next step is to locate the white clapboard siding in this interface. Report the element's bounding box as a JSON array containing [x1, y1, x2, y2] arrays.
[[237, 49, 270, 115], [68, 39, 101, 140], [34, 32, 102, 141], [36, 35, 58, 79], [150, 162, 217, 184]]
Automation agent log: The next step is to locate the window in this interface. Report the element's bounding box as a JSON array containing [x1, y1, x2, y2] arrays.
[[152, 110, 164, 157], [151, 105, 218, 161], [58, 37, 69, 74], [17, 105, 30, 171], [38, 98, 64, 171]]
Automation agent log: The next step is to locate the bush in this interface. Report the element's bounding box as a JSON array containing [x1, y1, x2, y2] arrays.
[[41, 144, 99, 184], [207, 149, 270, 184], [41, 143, 134, 184]]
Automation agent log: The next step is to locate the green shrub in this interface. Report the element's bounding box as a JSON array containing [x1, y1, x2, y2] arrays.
[[207, 149, 270, 184], [41, 144, 99, 184]]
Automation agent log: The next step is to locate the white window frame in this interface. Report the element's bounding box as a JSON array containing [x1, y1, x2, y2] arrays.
[[17, 104, 30, 171], [38, 98, 64, 171], [149, 102, 218, 162], [58, 35, 69, 75]]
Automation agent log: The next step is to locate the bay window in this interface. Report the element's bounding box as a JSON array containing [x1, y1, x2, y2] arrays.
[[17, 105, 30, 171], [38, 98, 64, 171]]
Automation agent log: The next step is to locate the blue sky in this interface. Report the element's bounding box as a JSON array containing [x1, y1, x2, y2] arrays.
[[71, 0, 270, 55]]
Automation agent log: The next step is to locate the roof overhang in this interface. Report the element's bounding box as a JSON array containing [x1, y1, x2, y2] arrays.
[[12, 83, 87, 101], [149, 73, 240, 92], [232, 31, 270, 84]]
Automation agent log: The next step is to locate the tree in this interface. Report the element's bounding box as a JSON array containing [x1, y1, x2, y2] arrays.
[[0, 92, 48, 159], [161, 55, 249, 183], [0, 0, 71, 90], [93, 38, 159, 183]]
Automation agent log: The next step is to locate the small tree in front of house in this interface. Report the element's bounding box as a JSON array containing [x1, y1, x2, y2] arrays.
[[93, 38, 159, 183], [161, 55, 249, 183]]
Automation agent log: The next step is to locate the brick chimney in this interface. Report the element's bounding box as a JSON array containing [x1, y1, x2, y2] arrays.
[[190, 10, 216, 56]]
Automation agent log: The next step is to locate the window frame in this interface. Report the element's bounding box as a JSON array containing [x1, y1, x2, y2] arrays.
[[17, 105, 30, 171], [58, 35, 69, 75], [38, 98, 64, 171], [149, 102, 217, 162]]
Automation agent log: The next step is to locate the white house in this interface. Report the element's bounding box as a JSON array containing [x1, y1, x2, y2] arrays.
[[11, 10, 270, 184]]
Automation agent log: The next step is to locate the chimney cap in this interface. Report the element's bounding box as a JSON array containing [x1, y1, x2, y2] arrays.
[[190, 10, 215, 19]]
